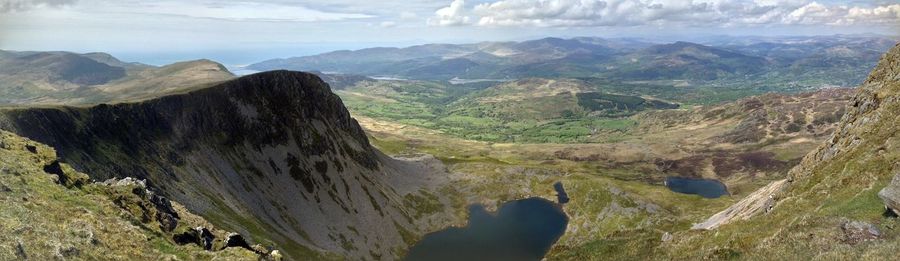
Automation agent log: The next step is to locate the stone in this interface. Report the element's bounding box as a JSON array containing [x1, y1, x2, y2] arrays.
[[267, 250, 284, 261], [0, 181, 11, 192], [878, 173, 900, 216], [15, 240, 27, 260], [56, 245, 80, 258], [24, 144, 37, 153], [149, 193, 180, 232], [173, 227, 216, 250], [224, 233, 252, 250], [661, 232, 673, 242], [841, 220, 881, 244]]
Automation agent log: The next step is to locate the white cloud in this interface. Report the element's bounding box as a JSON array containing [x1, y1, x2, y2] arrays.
[[0, 0, 76, 13], [400, 11, 419, 20], [114, 1, 373, 22], [428, 0, 900, 27], [428, 0, 471, 26]]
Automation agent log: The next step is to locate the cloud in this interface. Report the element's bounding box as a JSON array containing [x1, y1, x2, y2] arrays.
[[428, 0, 471, 26], [400, 11, 418, 20], [117, 1, 373, 22], [1, 0, 76, 13], [428, 0, 900, 27]]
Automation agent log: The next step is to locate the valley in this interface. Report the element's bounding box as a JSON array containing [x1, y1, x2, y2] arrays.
[[0, 34, 897, 260]]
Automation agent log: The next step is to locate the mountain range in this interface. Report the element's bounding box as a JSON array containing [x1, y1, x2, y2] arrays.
[[248, 36, 896, 87], [0, 50, 234, 105]]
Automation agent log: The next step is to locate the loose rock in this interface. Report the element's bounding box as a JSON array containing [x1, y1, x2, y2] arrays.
[[841, 220, 881, 244]]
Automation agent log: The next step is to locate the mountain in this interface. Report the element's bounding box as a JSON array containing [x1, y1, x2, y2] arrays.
[[672, 43, 900, 258], [247, 36, 891, 86], [0, 51, 234, 105], [0, 71, 455, 260], [719, 36, 897, 86], [615, 41, 769, 80], [248, 37, 647, 80], [0, 51, 126, 91]]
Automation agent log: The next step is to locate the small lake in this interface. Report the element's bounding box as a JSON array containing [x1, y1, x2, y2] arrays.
[[554, 182, 570, 204], [405, 197, 568, 261], [665, 177, 728, 198]]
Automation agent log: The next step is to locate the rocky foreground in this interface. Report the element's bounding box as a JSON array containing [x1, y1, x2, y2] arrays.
[[0, 130, 280, 260]]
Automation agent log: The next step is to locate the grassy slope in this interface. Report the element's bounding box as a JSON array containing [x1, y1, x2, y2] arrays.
[[338, 78, 681, 143], [627, 44, 900, 260], [0, 131, 260, 260]]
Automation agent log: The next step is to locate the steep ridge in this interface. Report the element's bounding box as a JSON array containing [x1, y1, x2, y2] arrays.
[[674, 43, 900, 258], [0, 71, 453, 260]]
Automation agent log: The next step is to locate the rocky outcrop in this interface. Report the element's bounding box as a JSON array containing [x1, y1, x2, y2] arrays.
[[0, 130, 263, 259], [878, 168, 900, 215], [102, 177, 181, 232], [692, 179, 788, 230]]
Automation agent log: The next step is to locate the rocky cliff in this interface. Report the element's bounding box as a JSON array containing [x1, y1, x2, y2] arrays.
[[0, 71, 453, 260]]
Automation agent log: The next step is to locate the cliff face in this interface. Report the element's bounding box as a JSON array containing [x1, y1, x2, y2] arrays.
[[0, 71, 452, 260]]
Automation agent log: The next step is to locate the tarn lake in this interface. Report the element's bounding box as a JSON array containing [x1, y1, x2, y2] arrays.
[[405, 185, 570, 261], [665, 176, 728, 198]]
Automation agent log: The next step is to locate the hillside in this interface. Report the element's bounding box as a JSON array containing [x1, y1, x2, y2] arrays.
[[0, 71, 457, 260], [646, 42, 900, 259], [451, 78, 679, 121], [0, 130, 272, 260]]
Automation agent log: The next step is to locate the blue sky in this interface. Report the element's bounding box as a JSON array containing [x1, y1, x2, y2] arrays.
[[1, 0, 897, 65]]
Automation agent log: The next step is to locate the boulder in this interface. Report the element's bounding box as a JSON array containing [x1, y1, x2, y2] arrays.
[[224, 233, 252, 249], [878, 173, 900, 216], [173, 227, 216, 250], [841, 220, 881, 244]]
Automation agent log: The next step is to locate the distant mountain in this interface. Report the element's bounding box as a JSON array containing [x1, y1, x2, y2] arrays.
[[614, 41, 769, 80], [248, 36, 894, 87], [0, 51, 126, 89], [0, 51, 234, 105], [719, 37, 896, 86], [248, 37, 649, 80]]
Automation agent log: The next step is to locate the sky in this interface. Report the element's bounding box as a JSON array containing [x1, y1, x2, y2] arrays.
[[0, 0, 898, 65]]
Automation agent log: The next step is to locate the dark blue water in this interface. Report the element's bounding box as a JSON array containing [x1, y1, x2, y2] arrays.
[[405, 197, 569, 261], [665, 177, 728, 198], [554, 182, 569, 204]]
